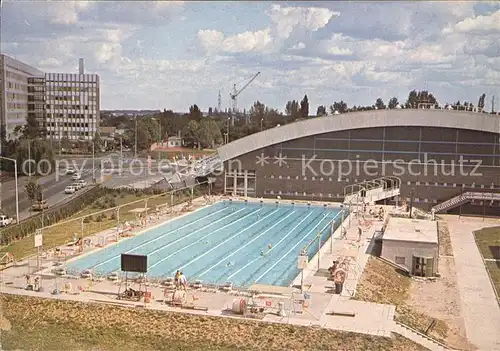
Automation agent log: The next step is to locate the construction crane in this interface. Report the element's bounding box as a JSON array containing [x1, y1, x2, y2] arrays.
[[230, 72, 261, 113]]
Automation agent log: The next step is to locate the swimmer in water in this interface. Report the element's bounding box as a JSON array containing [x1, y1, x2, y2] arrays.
[[260, 250, 264, 256]]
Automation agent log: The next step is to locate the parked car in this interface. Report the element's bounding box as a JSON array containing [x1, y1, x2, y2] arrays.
[[76, 179, 87, 188], [65, 167, 76, 175], [0, 214, 14, 227], [72, 173, 81, 180], [64, 185, 76, 194], [32, 200, 49, 211], [72, 182, 83, 190]]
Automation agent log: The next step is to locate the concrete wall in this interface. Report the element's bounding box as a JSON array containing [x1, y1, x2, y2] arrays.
[[212, 124, 500, 215], [381, 239, 438, 275]]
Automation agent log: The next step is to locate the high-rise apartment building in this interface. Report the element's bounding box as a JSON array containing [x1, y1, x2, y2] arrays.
[[0, 54, 44, 138], [0, 54, 100, 141]]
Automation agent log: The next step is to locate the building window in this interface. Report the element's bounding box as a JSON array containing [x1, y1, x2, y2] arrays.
[[395, 256, 405, 265]]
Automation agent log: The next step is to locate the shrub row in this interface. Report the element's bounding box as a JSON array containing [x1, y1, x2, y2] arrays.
[[0, 186, 107, 245]]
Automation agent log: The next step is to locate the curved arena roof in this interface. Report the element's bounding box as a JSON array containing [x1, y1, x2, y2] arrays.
[[216, 109, 500, 162]]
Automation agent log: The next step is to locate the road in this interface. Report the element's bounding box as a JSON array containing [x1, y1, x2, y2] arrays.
[[0, 170, 95, 222], [0, 156, 182, 221]]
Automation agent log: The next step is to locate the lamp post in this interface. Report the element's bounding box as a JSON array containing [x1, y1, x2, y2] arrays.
[[226, 117, 230, 144], [260, 118, 264, 131], [0, 156, 20, 224]]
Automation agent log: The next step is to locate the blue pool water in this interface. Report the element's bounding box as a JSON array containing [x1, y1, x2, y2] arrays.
[[67, 201, 343, 288]]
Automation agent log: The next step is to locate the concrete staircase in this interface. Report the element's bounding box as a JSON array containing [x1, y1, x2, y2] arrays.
[[432, 192, 500, 213], [164, 153, 222, 185], [344, 176, 401, 205]]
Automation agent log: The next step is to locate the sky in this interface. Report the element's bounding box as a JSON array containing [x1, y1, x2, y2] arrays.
[[1, 1, 499, 113]]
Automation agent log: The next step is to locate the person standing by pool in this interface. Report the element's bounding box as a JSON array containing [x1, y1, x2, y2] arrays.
[[174, 270, 181, 289], [179, 272, 188, 290]]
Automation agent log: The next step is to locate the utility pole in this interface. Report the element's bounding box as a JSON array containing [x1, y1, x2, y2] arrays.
[[218, 90, 222, 113], [492, 95, 495, 114], [409, 188, 415, 218], [134, 115, 138, 159], [260, 118, 263, 131], [226, 117, 230, 144], [92, 141, 95, 183]]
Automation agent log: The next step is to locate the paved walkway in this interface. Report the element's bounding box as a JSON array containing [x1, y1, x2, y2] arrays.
[[444, 216, 500, 351]]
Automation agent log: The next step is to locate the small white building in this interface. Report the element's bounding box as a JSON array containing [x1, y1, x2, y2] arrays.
[[167, 136, 183, 148], [381, 217, 438, 277]]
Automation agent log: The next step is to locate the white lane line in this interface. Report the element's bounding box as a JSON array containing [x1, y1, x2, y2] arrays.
[[147, 207, 265, 270], [197, 209, 298, 278], [177, 209, 293, 273], [254, 213, 330, 284], [90, 205, 231, 269], [226, 211, 319, 281]]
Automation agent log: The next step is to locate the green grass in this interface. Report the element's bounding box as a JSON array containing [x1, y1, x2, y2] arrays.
[[0, 294, 427, 351], [0, 189, 201, 260], [474, 226, 500, 260], [474, 226, 500, 301]]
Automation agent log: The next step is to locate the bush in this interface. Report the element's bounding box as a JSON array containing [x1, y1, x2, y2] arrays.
[[83, 217, 92, 223], [0, 185, 103, 246]]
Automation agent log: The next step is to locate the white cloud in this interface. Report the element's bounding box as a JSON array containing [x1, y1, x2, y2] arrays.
[[268, 4, 339, 39], [290, 42, 305, 50], [197, 28, 272, 53], [443, 9, 500, 34], [48, 1, 93, 25]]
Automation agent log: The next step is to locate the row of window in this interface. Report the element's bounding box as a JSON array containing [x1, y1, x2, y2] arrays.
[[45, 122, 89, 128], [47, 131, 92, 137], [262, 190, 500, 205], [45, 73, 98, 82], [7, 102, 28, 110], [6, 81, 27, 92], [46, 86, 98, 93], [46, 104, 96, 110], [262, 175, 500, 189], [5, 70, 27, 82], [314, 137, 497, 146], [47, 113, 95, 119]]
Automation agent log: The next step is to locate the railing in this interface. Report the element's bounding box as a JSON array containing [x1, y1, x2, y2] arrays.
[[433, 192, 500, 213], [395, 321, 454, 350], [343, 176, 401, 204], [164, 153, 222, 183]]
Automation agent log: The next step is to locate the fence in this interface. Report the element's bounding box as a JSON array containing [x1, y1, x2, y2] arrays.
[[3, 181, 212, 261], [0, 185, 104, 245], [300, 207, 350, 273]]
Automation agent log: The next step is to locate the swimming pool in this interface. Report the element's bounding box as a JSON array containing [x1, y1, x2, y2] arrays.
[[66, 201, 343, 288]]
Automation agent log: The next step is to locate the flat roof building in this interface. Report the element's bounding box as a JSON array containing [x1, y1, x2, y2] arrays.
[[381, 217, 438, 277], [0, 54, 100, 141], [0, 54, 44, 138]]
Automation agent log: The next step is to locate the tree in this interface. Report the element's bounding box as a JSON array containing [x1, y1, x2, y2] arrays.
[[24, 180, 42, 205], [285, 100, 300, 118], [405, 90, 438, 108], [388, 97, 399, 109], [208, 107, 213, 116], [189, 104, 202, 120], [182, 120, 200, 148], [197, 119, 223, 148], [316, 105, 327, 116], [478, 93, 486, 110], [375, 98, 386, 110], [14, 114, 46, 139], [93, 132, 102, 152], [300, 95, 309, 117], [329, 101, 348, 114], [249, 101, 266, 124]]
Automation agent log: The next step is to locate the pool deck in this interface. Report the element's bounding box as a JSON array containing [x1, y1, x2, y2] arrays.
[[0, 198, 444, 351]]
